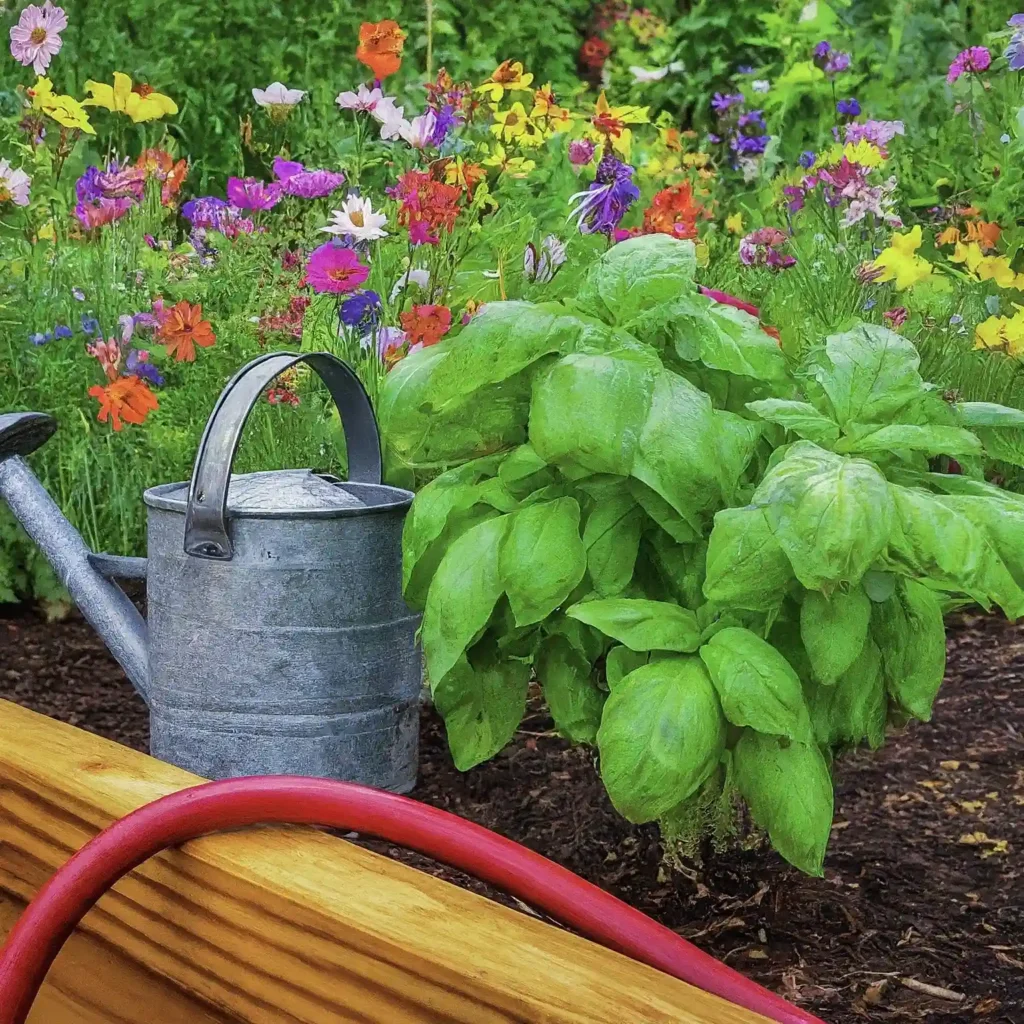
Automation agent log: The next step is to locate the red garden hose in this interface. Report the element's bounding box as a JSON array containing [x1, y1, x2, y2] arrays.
[[0, 777, 825, 1024]]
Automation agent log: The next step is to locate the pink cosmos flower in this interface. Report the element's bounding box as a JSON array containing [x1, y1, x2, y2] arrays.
[[9, 1, 67, 75], [303, 243, 369, 293], [947, 46, 991, 85], [226, 176, 282, 210], [336, 84, 384, 113], [0, 158, 31, 207]]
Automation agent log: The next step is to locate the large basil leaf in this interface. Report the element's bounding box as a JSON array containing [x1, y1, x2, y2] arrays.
[[681, 296, 790, 383], [597, 656, 726, 822], [835, 424, 982, 458], [422, 516, 511, 684], [808, 638, 886, 750], [886, 485, 1024, 617], [703, 506, 793, 611], [746, 399, 841, 445], [627, 479, 699, 543], [434, 654, 530, 769], [647, 533, 706, 610], [583, 494, 644, 596], [734, 731, 833, 876], [955, 401, 1024, 427], [752, 442, 892, 589], [530, 348, 660, 475], [566, 598, 701, 652], [800, 587, 871, 685], [577, 233, 697, 326], [872, 580, 946, 721], [499, 498, 586, 626], [536, 635, 604, 743], [813, 323, 924, 427], [699, 627, 814, 743], [935, 494, 1024, 590], [605, 645, 650, 688]]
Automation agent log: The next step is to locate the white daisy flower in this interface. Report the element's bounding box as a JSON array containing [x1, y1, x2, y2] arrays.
[[321, 194, 388, 241]]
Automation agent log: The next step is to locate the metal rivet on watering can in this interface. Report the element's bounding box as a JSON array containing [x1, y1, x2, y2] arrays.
[[0, 353, 421, 792]]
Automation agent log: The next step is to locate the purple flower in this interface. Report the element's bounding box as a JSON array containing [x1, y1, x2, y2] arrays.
[[272, 156, 345, 199], [226, 176, 282, 210], [707, 132, 722, 144], [339, 290, 382, 328], [28, 331, 51, 346], [95, 159, 145, 200], [737, 64, 755, 75], [126, 349, 165, 387], [1006, 31, 1024, 72], [53, 323, 72, 339], [739, 227, 795, 270], [711, 92, 744, 115], [825, 51, 851, 75], [182, 196, 254, 238], [813, 41, 832, 61], [375, 326, 406, 361], [947, 46, 991, 84], [783, 184, 807, 214], [75, 166, 104, 203], [799, 150, 817, 168], [568, 154, 639, 236], [80, 315, 100, 335], [430, 104, 460, 147], [568, 138, 596, 165], [837, 98, 861, 116], [737, 109, 765, 129], [844, 119, 905, 148], [732, 134, 769, 155]]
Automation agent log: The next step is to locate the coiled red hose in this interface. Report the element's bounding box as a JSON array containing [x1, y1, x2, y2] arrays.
[[0, 777, 825, 1024]]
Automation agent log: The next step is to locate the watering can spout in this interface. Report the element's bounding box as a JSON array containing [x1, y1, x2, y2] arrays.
[[0, 413, 150, 699]]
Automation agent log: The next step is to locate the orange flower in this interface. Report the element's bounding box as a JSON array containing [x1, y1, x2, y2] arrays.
[[643, 182, 703, 240], [158, 300, 216, 362], [88, 376, 159, 432], [400, 304, 452, 347], [966, 219, 1001, 251], [356, 20, 405, 80], [136, 148, 189, 205], [936, 226, 961, 247]]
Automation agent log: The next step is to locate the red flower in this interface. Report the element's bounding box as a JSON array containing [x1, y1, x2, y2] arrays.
[[643, 182, 703, 241], [580, 37, 611, 71], [389, 169, 462, 245], [400, 304, 452, 347]]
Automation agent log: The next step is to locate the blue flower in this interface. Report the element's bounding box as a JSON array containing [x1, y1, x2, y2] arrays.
[[568, 154, 639, 236], [799, 150, 817, 168], [430, 104, 460, 148], [837, 98, 861, 116], [1005, 32, 1024, 72], [125, 349, 165, 387], [711, 92, 744, 115], [53, 324, 73, 340], [732, 134, 769, 156], [339, 290, 382, 329], [736, 64, 755, 75], [81, 315, 100, 335], [28, 331, 53, 346]]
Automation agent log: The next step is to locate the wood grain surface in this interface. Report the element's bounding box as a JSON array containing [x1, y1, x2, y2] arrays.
[[0, 699, 770, 1024]]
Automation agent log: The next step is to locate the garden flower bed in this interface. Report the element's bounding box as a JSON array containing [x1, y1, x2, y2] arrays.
[[3, 1, 1024, 1020]]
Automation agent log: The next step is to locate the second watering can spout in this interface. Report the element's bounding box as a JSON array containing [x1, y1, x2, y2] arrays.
[[0, 412, 151, 696]]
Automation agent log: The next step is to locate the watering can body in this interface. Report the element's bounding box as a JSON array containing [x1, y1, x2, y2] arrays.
[[0, 352, 421, 792]]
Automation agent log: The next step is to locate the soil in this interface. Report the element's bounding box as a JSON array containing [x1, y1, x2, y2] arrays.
[[1, 602, 1021, 1024]]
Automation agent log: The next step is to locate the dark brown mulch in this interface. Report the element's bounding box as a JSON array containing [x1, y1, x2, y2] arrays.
[[1, 602, 1021, 1024]]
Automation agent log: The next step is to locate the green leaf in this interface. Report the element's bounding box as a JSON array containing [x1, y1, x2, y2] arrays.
[[647, 533, 706, 610], [530, 348, 660, 475], [836, 424, 982, 458], [703, 506, 793, 612], [422, 516, 511, 685], [597, 657, 726, 822], [813, 323, 924, 427], [605, 645, 650, 688], [686, 297, 789, 382], [583, 494, 644, 596], [434, 655, 530, 769], [886, 485, 1024, 617], [536, 635, 604, 743], [800, 588, 871, 685], [808, 639, 887, 750], [955, 401, 1024, 428], [566, 598, 701, 652], [936, 493, 1024, 590], [402, 454, 505, 594], [752, 442, 893, 589], [499, 498, 586, 626], [872, 580, 945, 721], [746, 399, 841, 445], [734, 731, 833, 876], [627, 479, 699, 543], [577, 234, 697, 326], [699, 627, 813, 743], [497, 443, 551, 497]]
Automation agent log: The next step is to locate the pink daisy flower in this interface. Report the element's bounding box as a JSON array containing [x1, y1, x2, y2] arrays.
[[303, 243, 369, 294], [9, 2, 68, 75]]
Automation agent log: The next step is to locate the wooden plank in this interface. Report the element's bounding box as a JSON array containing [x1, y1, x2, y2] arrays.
[[0, 893, 239, 1024], [0, 699, 770, 1024]]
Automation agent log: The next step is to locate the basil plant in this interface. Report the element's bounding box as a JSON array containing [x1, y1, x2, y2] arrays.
[[379, 235, 1024, 875]]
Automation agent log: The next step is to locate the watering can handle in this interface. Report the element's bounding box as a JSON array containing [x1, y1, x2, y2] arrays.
[[183, 351, 382, 561]]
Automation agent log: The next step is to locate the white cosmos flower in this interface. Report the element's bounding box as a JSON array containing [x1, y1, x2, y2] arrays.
[[321, 194, 388, 241], [389, 267, 430, 301], [399, 111, 437, 149], [252, 82, 306, 108], [372, 97, 409, 140], [0, 158, 31, 207], [336, 84, 384, 113]]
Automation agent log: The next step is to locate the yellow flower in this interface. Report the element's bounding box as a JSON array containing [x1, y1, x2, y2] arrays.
[[490, 102, 543, 146], [82, 72, 178, 123], [843, 139, 884, 168], [681, 151, 710, 169], [587, 91, 649, 159], [28, 77, 95, 134], [481, 142, 535, 177], [476, 60, 534, 103], [531, 83, 574, 133], [975, 308, 1024, 357], [950, 241, 1022, 289], [725, 212, 744, 235], [871, 225, 933, 290]]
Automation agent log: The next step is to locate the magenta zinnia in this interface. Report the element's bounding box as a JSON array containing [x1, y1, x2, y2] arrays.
[[947, 46, 991, 84], [303, 243, 369, 293], [226, 176, 282, 210]]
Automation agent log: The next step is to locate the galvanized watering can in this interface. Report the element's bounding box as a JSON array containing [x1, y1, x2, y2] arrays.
[[0, 352, 421, 792]]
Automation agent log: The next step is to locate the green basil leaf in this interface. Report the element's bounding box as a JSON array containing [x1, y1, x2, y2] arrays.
[[746, 399, 841, 444], [800, 587, 871, 685], [583, 494, 644, 596], [955, 401, 1024, 428], [566, 598, 701, 652], [605, 645, 650, 688], [808, 638, 886, 749], [537, 635, 604, 743], [703, 506, 793, 611], [597, 656, 726, 821], [836, 423, 983, 458]]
